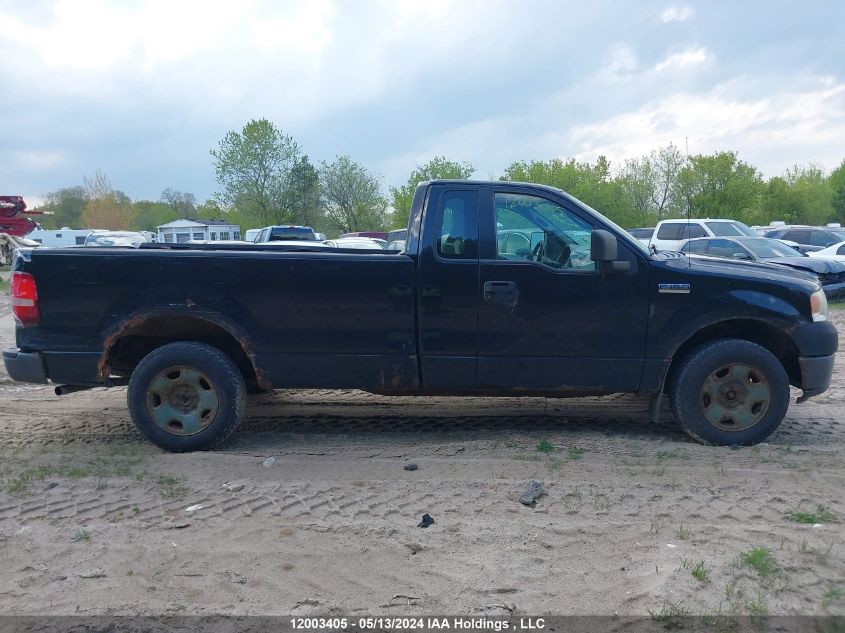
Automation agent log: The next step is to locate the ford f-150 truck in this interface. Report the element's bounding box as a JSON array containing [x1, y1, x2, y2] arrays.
[[3, 181, 838, 450]]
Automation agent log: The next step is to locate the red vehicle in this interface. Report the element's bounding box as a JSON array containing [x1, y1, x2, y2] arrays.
[[0, 196, 41, 237]]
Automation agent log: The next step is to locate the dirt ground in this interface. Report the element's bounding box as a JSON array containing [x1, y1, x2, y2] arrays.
[[0, 285, 843, 617]]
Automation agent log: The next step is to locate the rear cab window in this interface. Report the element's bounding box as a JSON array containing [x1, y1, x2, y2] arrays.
[[435, 191, 478, 260]]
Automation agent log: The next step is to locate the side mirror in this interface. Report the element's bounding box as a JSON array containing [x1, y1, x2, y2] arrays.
[[733, 252, 750, 260], [591, 229, 630, 273], [591, 229, 617, 262]]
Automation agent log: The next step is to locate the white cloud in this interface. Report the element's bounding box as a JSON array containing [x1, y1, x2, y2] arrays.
[[599, 45, 639, 81], [660, 6, 694, 23], [567, 79, 845, 176], [654, 47, 709, 71]]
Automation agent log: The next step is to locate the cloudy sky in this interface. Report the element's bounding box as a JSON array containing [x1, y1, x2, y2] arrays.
[[1, 0, 844, 205]]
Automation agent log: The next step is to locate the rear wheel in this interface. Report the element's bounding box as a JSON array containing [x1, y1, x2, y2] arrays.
[[669, 339, 790, 445], [128, 342, 246, 451]]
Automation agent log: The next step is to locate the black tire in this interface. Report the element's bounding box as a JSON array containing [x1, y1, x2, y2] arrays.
[[669, 338, 790, 446], [127, 342, 246, 451]]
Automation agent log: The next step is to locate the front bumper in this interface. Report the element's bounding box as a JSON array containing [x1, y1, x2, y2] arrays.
[[797, 354, 835, 402], [3, 348, 48, 384]]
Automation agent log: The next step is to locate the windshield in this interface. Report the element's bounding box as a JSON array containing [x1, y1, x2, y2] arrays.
[[705, 221, 757, 237], [828, 228, 845, 240], [743, 238, 802, 259], [268, 227, 316, 241], [85, 233, 144, 246]]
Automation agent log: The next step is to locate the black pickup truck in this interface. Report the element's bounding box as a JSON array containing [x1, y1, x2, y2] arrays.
[[4, 180, 838, 450]]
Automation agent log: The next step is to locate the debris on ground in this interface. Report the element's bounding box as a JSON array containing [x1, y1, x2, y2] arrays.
[[262, 457, 276, 467], [404, 463, 418, 471], [221, 482, 245, 492], [77, 568, 107, 579], [405, 542, 424, 554], [184, 504, 203, 513], [417, 514, 435, 528], [519, 480, 544, 506]]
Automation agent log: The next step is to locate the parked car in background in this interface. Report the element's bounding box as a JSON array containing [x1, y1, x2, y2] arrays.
[[244, 228, 261, 243], [84, 231, 151, 247], [762, 226, 845, 253], [386, 239, 406, 251], [339, 231, 388, 240], [679, 236, 845, 299], [649, 218, 758, 252], [324, 237, 387, 249], [253, 225, 318, 243], [627, 227, 654, 244], [386, 228, 407, 243], [26, 228, 93, 247], [809, 241, 845, 261]]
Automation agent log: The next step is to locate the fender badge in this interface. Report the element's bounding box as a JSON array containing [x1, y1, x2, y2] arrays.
[[659, 283, 691, 294]]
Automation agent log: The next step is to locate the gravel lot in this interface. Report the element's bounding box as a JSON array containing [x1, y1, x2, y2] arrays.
[[0, 302, 842, 616]]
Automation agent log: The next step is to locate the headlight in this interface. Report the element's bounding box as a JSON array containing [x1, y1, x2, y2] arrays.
[[811, 288, 828, 322]]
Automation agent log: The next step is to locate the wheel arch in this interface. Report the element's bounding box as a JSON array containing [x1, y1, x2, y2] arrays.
[[663, 318, 801, 394], [99, 312, 271, 391]]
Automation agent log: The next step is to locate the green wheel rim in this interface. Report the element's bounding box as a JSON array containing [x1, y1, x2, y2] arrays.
[[699, 362, 771, 432], [146, 366, 219, 436]]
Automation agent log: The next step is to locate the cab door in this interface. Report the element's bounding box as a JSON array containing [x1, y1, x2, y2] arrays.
[[416, 185, 480, 389], [476, 187, 650, 392]]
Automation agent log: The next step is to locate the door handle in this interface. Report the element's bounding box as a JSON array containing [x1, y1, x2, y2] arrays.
[[483, 280, 518, 304]]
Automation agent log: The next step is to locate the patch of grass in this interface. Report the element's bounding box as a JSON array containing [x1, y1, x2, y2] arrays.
[[0, 278, 7, 293], [72, 529, 91, 542], [682, 559, 710, 583], [675, 524, 691, 540], [650, 515, 663, 534], [785, 504, 837, 524], [738, 547, 779, 577], [156, 473, 188, 498], [536, 440, 555, 454], [647, 601, 692, 629], [567, 446, 585, 460], [822, 584, 844, 609], [828, 300, 845, 311], [656, 449, 690, 463]]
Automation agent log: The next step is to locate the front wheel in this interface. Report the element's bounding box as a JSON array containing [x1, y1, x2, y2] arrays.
[[669, 339, 790, 445], [127, 342, 246, 451]]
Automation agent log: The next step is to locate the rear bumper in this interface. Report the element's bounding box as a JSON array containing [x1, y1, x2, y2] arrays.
[[797, 354, 835, 402], [2, 348, 48, 384]]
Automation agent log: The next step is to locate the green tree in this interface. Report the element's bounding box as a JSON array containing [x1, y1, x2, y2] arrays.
[[80, 171, 135, 230], [500, 156, 634, 226], [133, 201, 177, 231], [676, 152, 763, 224], [285, 155, 323, 230], [761, 177, 792, 224], [39, 186, 87, 229], [830, 159, 845, 224], [320, 155, 388, 233], [210, 118, 303, 225], [781, 164, 832, 226], [160, 188, 197, 219], [390, 156, 474, 229]]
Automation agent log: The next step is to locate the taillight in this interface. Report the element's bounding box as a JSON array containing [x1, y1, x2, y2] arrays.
[[11, 271, 40, 326]]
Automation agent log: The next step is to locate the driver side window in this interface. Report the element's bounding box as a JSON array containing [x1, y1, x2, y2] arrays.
[[494, 193, 596, 271]]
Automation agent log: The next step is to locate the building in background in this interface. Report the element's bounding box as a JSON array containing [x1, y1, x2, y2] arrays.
[[156, 218, 241, 243]]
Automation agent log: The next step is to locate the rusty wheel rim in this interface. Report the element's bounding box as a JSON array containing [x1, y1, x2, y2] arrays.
[[699, 362, 771, 432], [146, 366, 219, 435]]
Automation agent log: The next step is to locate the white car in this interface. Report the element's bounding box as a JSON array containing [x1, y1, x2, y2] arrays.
[[808, 241, 845, 260], [324, 237, 386, 250], [649, 219, 759, 252]]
